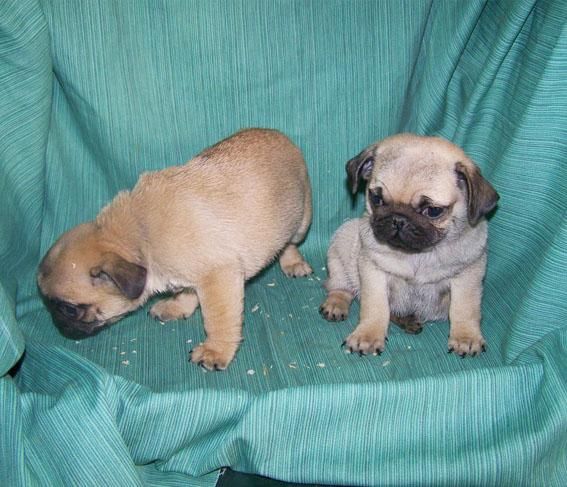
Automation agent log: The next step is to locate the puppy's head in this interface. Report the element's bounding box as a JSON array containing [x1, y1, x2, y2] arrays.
[[346, 134, 499, 253], [37, 223, 147, 338]]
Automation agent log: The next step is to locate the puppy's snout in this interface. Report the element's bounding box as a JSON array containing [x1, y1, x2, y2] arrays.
[[41, 297, 103, 339], [55, 301, 86, 321], [391, 214, 408, 230]]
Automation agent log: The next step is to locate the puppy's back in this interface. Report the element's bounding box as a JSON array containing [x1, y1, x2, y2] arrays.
[[134, 128, 311, 277]]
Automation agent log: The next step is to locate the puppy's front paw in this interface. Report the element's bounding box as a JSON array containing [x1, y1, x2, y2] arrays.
[[344, 327, 387, 355], [448, 331, 486, 357], [190, 341, 237, 371]]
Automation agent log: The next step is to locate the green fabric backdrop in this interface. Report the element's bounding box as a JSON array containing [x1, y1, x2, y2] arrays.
[[1, 0, 566, 485]]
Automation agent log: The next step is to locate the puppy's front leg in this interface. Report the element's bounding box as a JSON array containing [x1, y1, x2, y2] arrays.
[[345, 258, 390, 355], [191, 267, 244, 370], [448, 256, 486, 356]]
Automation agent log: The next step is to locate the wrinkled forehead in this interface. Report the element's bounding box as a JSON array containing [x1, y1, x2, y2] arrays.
[[370, 145, 460, 206]]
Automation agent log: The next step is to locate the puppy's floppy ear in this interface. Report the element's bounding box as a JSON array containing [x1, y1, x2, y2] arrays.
[[90, 253, 147, 300], [455, 161, 499, 225], [346, 148, 374, 194]]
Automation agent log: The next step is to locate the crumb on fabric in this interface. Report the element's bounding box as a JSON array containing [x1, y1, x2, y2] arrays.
[[288, 362, 298, 369], [247, 369, 255, 375], [121, 360, 130, 366], [251, 304, 260, 313]]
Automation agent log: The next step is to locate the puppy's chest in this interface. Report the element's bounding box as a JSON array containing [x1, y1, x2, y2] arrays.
[[381, 255, 452, 321], [387, 274, 450, 322], [376, 251, 457, 285]]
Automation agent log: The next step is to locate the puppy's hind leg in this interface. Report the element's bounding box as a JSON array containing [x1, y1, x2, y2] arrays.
[[280, 185, 313, 278], [150, 290, 199, 322]]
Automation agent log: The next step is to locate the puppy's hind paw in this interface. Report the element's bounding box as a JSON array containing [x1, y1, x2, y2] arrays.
[[319, 301, 348, 322], [319, 290, 353, 322], [282, 260, 313, 278], [149, 302, 185, 322], [149, 293, 199, 322], [279, 244, 312, 277]]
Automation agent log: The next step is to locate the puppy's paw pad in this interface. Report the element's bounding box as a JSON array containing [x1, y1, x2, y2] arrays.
[[190, 343, 235, 371], [448, 333, 486, 357], [344, 329, 386, 355], [319, 298, 349, 322]]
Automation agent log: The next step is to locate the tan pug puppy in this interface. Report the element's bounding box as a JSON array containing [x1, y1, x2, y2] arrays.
[[320, 134, 499, 357], [38, 128, 312, 370]]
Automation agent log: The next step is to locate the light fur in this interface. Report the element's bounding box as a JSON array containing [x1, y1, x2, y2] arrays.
[[38, 128, 312, 370], [320, 134, 498, 356]]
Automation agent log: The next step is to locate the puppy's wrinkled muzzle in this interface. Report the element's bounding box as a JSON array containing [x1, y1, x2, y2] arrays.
[[371, 214, 440, 253], [41, 294, 106, 339], [50, 311, 106, 339], [54, 320, 105, 339]]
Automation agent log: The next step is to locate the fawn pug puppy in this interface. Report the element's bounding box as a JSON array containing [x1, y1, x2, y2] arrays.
[[38, 128, 312, 370], [320, 134, 499, 356]]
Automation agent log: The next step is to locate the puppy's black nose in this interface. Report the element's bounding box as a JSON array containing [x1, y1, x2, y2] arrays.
[[391, 214, 408, 230]]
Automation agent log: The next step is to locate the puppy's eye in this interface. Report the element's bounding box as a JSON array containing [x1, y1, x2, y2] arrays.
[[422, 206, 445, 219], [369, 190, 384, 206], [57, 302, 83, 320]]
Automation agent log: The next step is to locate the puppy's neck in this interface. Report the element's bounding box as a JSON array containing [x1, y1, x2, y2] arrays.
[[96, 190, 148, 265], [96, 190, 177, 297]]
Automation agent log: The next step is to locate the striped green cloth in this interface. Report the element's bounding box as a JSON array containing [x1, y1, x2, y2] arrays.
[[1, 1, 566, 485]]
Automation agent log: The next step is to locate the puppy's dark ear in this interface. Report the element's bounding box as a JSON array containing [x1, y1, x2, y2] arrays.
[[90, 253, 147, 300], [455, 161, 499, 226], [346, 149, 374, 194]]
